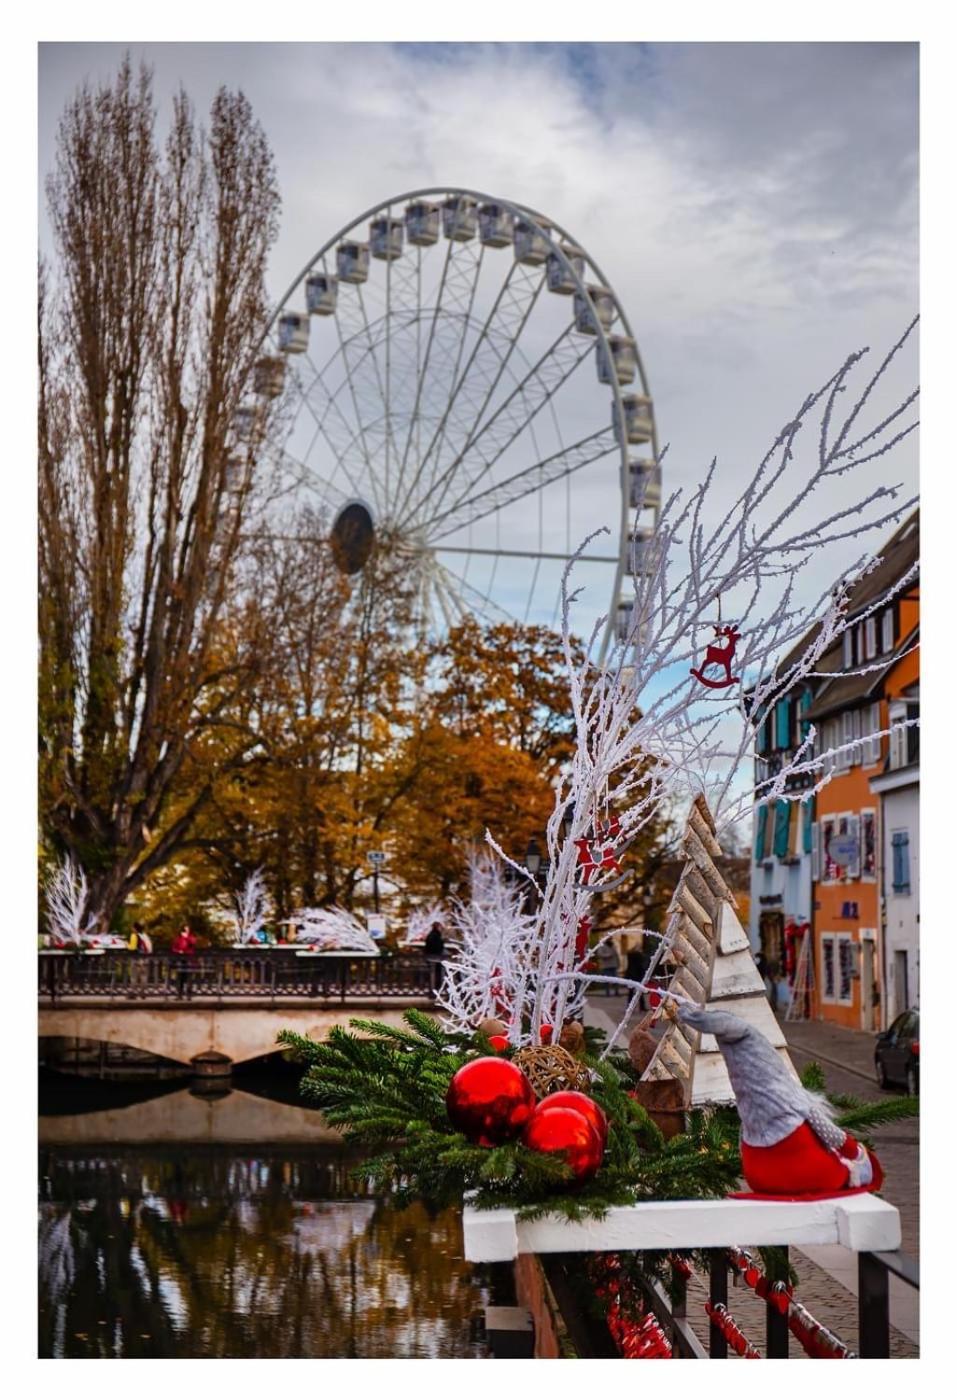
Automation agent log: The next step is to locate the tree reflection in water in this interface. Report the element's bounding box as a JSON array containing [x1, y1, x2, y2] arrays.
[[39, 1146, 491, 1358]]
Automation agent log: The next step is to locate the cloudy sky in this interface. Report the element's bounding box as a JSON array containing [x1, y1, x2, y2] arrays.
[[38, 41, 919, 651]]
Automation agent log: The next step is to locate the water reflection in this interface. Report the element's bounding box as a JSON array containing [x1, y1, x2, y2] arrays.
[[39, 1079, 491, 1359]]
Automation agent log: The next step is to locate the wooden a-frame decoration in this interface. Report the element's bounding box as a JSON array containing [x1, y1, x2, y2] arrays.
[[635, 794, 796, 1119]]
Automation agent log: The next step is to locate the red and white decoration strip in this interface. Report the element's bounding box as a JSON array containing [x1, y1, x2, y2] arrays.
[[727, 1247, 854, 1359], [704, 1301, 761, 1358], [787, 1301, 856, 1360], [727, 1247, 792, 1314]]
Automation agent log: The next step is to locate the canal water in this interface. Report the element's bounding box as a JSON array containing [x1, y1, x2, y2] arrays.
[[38, 1071, 493, 1359]]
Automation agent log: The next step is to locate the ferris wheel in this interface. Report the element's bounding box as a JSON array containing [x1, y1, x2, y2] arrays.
[[247, 187, 661, 658]]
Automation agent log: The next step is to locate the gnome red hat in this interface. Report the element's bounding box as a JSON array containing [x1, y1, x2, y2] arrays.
[[677, 1005, 883, 1200]]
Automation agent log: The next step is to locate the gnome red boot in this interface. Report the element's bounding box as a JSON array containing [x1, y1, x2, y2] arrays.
[[677, 1005, 883, 1200]]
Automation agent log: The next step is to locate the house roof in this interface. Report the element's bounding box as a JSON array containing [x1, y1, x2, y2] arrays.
[[805, 623, 919, 721]]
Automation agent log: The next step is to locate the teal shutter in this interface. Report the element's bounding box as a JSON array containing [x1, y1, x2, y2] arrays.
[[773, 800, 791, 859], [802, 800, 814, 854], [775, 699, 792, 749], [754, 805, 768, 862], [798, 688, 812, 740]]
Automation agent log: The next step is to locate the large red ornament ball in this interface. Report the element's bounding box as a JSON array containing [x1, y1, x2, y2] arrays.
[[446, 1057, 536, 1146], [522, 1104, 603, 1182], [538, 1091, 608, 1149]]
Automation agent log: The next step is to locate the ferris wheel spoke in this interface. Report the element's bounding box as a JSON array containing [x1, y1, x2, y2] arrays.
[[328, 301, 382, 512], [428, 428, 618, 541], [392, 240, 485, 525], [413, 326, 593, 527], [293, 356, 372, 501], [391, 237, 456, 517], [402, 261, 546, 528], [434, 559, 511, 625]]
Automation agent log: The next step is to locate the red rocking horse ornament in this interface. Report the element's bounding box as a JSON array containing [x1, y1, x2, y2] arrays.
[[690, 623, 742, 689]]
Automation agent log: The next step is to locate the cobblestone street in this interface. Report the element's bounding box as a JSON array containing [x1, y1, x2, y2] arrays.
[[584, 997, 920, 1357]]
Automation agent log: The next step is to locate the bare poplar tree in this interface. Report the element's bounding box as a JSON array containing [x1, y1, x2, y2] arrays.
[[39, 59, 281, 928]]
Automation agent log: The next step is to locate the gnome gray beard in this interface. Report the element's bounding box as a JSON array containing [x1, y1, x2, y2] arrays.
[[677, 1005, 844, 1150]]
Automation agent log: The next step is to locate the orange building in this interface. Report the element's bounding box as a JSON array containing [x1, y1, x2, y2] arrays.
[[804, 513, 919, 1031]]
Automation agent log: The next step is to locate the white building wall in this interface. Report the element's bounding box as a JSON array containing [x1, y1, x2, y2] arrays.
[[878, 777, 919, 1023]]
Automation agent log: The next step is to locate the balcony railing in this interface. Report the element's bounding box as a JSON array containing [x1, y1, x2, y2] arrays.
[[38, 950, 442, 1004]]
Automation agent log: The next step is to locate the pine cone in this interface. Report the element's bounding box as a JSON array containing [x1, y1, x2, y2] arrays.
[[559, 1020, 585, 1057]]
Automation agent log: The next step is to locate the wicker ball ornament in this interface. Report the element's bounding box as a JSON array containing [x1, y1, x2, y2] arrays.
[[513, 1044, 591, 1098]]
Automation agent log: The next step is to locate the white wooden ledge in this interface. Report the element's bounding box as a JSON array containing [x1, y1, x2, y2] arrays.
[[461, 1194, 901, 1262]]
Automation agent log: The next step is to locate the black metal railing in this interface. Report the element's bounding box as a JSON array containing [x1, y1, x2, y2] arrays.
[[38, 950, 443, 1004], [528, 1246, 918, 1359]]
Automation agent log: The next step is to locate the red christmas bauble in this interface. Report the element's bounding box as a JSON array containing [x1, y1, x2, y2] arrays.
[[488, 1034, 509, 1052], [537, 1090, 608, 1148], [540, 1023, 554, 1044], [446, 1057, 536, 1146], [522, 1104, 603, 1181]]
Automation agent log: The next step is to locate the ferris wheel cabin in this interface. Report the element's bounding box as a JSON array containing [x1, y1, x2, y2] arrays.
[[574, 284, 617, 335], [253, 356, 285, 398], [405, 201, 441, 245], [278, 312, 309, 354], [306, 272, 338, 315], [370, 216, 404, 261], [513, 218, 552, 266], [336, 240, 370, 283], [545, 243, 585, 295], [628, 527, 661, 577], [615, 394, 654, 446], [597, 334, 638, 386], [629, 460, 662, 511], [478, 202, 514, 248], [442, 195, 478, 241]]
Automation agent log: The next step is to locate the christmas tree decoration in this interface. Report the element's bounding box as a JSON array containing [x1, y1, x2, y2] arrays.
[[558, 1020, 586, 1057], [488, 1035, 509, 1053], [289, 905, 379, 952], [445, 1057, 537, 1146], [229, 867, 272, 945], [537, 1090, 608, 1149], [689, 624, 742, 689], [676, 1004, 883, 1198], [477, 1016, 508, 1039], [522, 1104, 603, 1182], [513, 1044, 592, 1097]]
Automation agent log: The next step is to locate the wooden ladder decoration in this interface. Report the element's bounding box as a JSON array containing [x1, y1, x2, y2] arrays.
[[785, 930, 813, 1022]]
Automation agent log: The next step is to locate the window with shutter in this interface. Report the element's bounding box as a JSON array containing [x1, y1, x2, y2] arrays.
[[865, 616, 877, 659], [842, 711, 858, 767], [822, 936, 836, 999], [754, 805, 768, 863], [811, 821, 820, 880], [838, 938, 855, 1001], [798, 688, 812, 741], [775, 698, 791, 750], [863, 702, 882, 766], [846, 813, 861, 879], [803, 801, 814, 855], [821, 816, 838, 881], [889, 700, 907, 769], [773, 800, 791, 860], [881, 608, 894, 653], [842, 630, 854, 669], [891, 831, 911, 893]]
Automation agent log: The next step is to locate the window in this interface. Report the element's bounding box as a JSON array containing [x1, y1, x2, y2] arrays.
[[821, 815, 840, 882], [773, 799, 791, 860], [774, 698, 792, 751], [865, 616, 877, 660], [821, 934, 855, 1004], [888, 700, 908, 770], [798, 688, 812, 741], [802, 801, 814, 856], [862, 702, 882, 766], [841, 710, 862, 767], [842, 629, 854, 669], [845, 813, 861, 879], [881, 608, 895, 654], [861, 809, 877, 881], [891, 831, 911, 894], [811, 821, 820, 880]]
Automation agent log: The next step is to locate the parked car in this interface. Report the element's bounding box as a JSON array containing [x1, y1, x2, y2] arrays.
[[875, 1009, 919, 1095]]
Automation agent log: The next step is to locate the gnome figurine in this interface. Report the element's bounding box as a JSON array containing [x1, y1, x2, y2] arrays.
[[675, 1004, 883, 1199]]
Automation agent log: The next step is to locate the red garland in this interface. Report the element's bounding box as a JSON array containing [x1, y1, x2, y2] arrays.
[[589, 1254, 673, 1359], [727, 1248, 854, 1359], [704, 1302, 761, 1358]]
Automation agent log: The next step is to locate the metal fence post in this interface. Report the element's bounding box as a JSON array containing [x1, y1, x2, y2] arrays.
[[765, 1247, 790, 1358], [708, 1251, 728, 1358], [858, 1252, 891, 1358]]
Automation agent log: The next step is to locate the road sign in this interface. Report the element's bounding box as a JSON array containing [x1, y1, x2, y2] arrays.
[[829, 834, 859, 866], [368, 850, 386, 866], [367, 913, 387, 941]]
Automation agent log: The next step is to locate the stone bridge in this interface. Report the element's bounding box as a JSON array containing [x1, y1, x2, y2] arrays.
[[38, 1002, 430, 1069]]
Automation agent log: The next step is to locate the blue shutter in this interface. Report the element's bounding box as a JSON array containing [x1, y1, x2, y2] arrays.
[[775, 699, 791, 750], [756, 718, 768, 754], [754, 805, 768, 862], [802, 800, 814, 854], [798, 688, 812, 740], [892, 832, 911, 893], [773, 799, 791, 859]]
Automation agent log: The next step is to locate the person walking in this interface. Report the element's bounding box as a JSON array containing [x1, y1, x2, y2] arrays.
[[126, 922, 152, 998], [171, 924, 196, 1000], [423, 922, 445, 995]]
